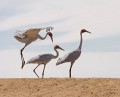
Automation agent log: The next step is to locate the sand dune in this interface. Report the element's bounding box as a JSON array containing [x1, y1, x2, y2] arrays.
[[0, 78, 120, 97]]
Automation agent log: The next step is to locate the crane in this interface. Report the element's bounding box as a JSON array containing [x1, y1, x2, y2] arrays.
[[56, 29, 91, 78], [14, 27, 54, 69], [26, 45, 64, 78]]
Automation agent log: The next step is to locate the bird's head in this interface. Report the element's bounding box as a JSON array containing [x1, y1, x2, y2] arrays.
[[55, 45, 65, 51], [47, 32, 53, 42], [81, 29, 91, 34]]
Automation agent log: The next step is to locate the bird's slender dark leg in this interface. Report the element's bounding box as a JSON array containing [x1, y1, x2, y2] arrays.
[[69, 61, 75, 78], [42, 64, 46, 78], [20, 44, 28, 69], [20, 49, 24, 65], [33, 64, 40, 78]]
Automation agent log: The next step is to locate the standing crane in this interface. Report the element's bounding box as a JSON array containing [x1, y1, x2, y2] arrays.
[[14, 27, 54, 69], [26, 45, 64, 78], [56, 29, 91, 78]]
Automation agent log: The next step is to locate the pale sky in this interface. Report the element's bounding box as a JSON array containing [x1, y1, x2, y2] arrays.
[[0, 0, 120, 78]]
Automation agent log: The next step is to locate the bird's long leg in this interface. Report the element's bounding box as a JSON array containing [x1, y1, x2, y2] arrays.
[[20, 44, 28, 69], [42, 64, 46, 78], [33, 64, 40, 78], [69, 61, 75, 78]]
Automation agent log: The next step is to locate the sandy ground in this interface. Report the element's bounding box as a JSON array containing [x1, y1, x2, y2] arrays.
[[0, 78, 120, 97]]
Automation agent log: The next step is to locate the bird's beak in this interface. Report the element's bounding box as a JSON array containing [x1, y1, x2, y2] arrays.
[[48, 32, 53, 42], [50, 35, 53, 42], [58, 47, 65, 51], [86, 30, 92, 34]]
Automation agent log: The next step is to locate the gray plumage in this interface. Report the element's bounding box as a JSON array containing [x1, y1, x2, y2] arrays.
[[56, 29, 91, 78], [26, 45, 64, 78], [27, 54, 54, 65], [56, 50, 81, 65]]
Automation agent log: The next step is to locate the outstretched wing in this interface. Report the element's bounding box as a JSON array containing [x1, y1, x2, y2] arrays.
[[23, 28, 40, 38]]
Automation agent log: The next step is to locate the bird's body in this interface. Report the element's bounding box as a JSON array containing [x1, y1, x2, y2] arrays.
[[57, 50, 81, 65], [14, 27, 54, 69], [27, 53, 54, 65], [56, 29, 91, 78], [26, 45, 64, 78], [14, 28, 40, 44]]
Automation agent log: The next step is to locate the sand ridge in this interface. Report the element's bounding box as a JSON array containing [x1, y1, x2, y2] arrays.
[[0, 78, 120, 97]]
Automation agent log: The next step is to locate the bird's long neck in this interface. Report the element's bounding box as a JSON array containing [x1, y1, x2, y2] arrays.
[[52, 48, 59, 59], [38, 33, 48, 40], [78, 32, 83, 50]]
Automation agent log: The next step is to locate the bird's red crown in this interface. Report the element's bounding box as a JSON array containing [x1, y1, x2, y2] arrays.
[[48, 32, 52, 36], [55, 45, 59, 48], [81, 29, 87, 33]]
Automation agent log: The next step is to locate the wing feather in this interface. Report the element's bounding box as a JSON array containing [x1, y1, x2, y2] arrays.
[[56, 50, 81, 65]]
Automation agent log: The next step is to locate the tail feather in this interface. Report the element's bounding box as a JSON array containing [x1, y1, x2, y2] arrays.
[[26, 60, 31, 64], [56, 58, 65, 65]]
